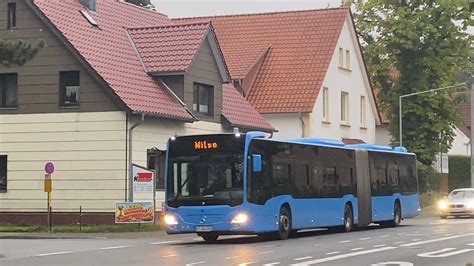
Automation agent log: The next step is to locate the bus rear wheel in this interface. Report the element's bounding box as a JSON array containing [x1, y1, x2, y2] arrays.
[[388, 202, 401, 227], [343, 204, 353, 232], [199, 233, 219, 243], [276, 206, 292, 240]]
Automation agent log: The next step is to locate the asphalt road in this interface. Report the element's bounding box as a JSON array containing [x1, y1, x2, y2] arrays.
[[1, 216, 473, 266]]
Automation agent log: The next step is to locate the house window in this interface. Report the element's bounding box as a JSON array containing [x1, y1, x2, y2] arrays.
[[360, 95, 366, 126], [193, 83, 213, 116], [60, 71, 80, 107], [7, 2, 16, 29], [345, 50, 351, 69], [341, 92, 349, 124], [0, 73, 18, 108], [338, 48, 344, 68], [322, 87, 329, 121], [0, 155, 6, 192]]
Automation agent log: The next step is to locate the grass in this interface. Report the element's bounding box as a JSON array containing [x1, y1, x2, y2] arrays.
[[0, 223, 164, 233]]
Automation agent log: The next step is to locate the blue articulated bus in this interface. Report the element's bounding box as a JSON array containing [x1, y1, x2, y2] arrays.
[[163, 132, 420, 242]]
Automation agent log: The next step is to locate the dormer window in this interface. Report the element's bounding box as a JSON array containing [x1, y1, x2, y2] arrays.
[[60, 71, 80, 107], [193, 83, 213, 116]]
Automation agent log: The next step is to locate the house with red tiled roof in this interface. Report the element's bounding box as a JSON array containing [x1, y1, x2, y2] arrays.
[[176, 8, 382, 143], [0, 0, 273, 222]]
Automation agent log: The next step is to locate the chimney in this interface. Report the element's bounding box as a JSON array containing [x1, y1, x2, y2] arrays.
[[80, 0, 96, 12]]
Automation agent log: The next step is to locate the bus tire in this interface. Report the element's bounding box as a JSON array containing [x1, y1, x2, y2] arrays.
[[276, 206, 292, 240], [387, 202, 401, 227], [199, 233, 219, 243], [343, 204, 353, 232]]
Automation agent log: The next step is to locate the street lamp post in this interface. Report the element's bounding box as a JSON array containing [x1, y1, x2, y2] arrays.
[[399, 83, 466, 147]]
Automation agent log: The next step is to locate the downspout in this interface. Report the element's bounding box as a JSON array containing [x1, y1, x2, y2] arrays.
[[300, 112, 305, 138], [128, 112, 145, 202]]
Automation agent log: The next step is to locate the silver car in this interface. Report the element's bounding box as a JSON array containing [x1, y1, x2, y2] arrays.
[[437, 188, 474, 219]]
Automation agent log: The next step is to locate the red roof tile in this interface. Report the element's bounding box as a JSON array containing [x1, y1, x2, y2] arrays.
[[128, 22, 211, 73], [222, 84, 274, 132], [176, 8, 349, 113], [32, 0, 193, 120]]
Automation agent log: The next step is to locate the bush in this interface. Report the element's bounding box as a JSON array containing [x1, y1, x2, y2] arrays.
[[448, 155, 471, 190]]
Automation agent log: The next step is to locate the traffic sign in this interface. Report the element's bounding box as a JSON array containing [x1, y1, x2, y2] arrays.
[[45, 162, 55, 174]]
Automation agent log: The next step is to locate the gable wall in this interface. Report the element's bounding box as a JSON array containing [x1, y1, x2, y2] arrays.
[[0, 0, 119, 114]]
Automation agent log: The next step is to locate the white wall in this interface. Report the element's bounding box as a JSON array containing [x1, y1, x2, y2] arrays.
[[262, 113, 303, 139], [0, 111, 127, 212], [311, 17, 378, 144], [448, 127, 471, 156], [376, 124, 391, 145]]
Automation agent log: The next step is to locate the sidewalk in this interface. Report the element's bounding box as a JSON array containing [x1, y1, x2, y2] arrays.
[[418, 205, 438, 218]]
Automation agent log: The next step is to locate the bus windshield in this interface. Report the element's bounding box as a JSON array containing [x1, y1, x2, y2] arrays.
[[166, 134, 246, 208], [167, 154, 244, 207]]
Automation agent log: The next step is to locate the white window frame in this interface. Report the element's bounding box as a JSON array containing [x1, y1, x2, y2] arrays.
[[341, 91, 349, 124], [345, 49, 351, 70], [360, 95, 366, 127], [339, 47, 344, 68]]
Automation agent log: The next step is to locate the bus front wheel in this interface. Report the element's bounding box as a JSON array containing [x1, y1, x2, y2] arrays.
[[277, 206, 292, 240], [199, 233, 219, 243]]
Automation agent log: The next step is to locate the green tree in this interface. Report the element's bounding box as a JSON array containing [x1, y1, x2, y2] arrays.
[[0, 39, 44, 67], [125, 0, 155, 9], [355, 0, 471, 165]]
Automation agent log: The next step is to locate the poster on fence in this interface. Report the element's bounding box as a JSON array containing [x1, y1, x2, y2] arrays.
[[115, 201, 154, 223]]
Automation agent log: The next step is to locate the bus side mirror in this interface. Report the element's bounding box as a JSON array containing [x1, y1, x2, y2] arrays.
[[252, 154, 262, 173]]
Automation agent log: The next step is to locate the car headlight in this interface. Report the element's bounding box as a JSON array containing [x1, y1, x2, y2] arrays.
[[467, 201, 474, 209], [164, 214, 178, 225], [231, 213, 249, 224], [437, 200, 448, 210]]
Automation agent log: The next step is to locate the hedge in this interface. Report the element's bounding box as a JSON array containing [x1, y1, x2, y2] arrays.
[[448, 155, 471, 190]]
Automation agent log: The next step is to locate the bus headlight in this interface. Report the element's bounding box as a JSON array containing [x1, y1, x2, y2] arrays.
[[164, 214, 178, 225], [231, 213, 248, 224], [437, 200, 448, 210]]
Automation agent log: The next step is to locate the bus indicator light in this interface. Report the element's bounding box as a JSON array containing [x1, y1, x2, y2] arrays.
[[194, 141, 218, 150]]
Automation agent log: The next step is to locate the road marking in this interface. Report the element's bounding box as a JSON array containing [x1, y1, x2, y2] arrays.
[[401, 234, 474, 247], [186, 261, 207, 266], [99, 246, 129, 250], [397, 233, 407, 235], [149, 240, 181, 245], [371, 261, 414, 266], [360, 237, 371, 240], [292, 246, 397, 265], [444, 233, 453, 236], [350, 248, 364, 251], [294, 256, 313, 261], [326, 252, 340, 255], [226, 255, 243, 260], [339, 240, 351, 243], [414, 231, 420, 233], [394, 241, 406, 244], [379, 235, 390, 238], [35, 251, 73, 257], [314, 244, 321, 247], [411, 239, 421, 241], [162, 254, 177, 258], [263, 263, 281, 266], [260, 251, 275, 255], [417, 248, 474, 258], [468, 243, 474, 246], [373, 244, 386, 247], [239, 261, 256, 266]]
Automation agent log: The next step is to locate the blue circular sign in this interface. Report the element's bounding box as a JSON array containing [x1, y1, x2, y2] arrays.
[[45, 162, 55, 174]]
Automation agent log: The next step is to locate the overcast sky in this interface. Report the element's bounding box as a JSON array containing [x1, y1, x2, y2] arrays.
[[151, 0, 343, 18]]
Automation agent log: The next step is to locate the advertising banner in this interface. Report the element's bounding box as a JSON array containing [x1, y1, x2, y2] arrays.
[[132, 164, 154, 194], [115, 201, 154, 223]]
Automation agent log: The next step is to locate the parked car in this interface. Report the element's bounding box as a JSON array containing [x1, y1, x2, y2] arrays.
[[437, 188, 474, 219]]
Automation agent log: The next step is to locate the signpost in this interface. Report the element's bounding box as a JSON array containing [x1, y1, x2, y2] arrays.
[[44, 162, 54, 232]]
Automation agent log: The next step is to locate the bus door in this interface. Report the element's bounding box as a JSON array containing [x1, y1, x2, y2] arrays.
[[355, 149, 372, 226]]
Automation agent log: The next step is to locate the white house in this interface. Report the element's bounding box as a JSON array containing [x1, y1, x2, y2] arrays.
[[177, 8, 382, 144]]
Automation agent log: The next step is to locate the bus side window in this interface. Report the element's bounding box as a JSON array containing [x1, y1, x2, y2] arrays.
[[322, 167, 337, 198]]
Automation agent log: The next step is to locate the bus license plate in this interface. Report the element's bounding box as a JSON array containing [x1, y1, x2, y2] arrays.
[[196, 226, 213, 232]]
